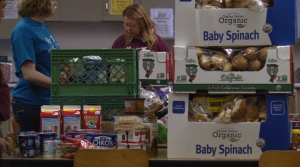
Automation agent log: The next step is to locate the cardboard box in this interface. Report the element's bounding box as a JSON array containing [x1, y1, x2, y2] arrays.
[[173, 45, 293, 93], [175, 0, 298, 46], [139, 50, 170, 85], [167, 93, 290, 159], [82, 105, 102, 130], [40, 105, 61, 137], [62, 105, 81, 135]]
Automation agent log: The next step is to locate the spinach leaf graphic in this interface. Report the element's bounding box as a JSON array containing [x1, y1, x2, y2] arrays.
[[236, 24, 246, 28], [229, 138, 239, 142]]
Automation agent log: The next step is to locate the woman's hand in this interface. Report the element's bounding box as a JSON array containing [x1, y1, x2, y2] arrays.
[[0, 138, 17, 156]]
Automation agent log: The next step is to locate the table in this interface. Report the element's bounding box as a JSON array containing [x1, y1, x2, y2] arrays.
[[0, 149, 259, 167]]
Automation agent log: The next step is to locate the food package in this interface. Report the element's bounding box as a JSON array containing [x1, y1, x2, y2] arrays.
[[212, 95, 267, 123], [196, 46, 269, 72], [196, 0, 272, 9], [139, 84, 164, 113], [188, 101, 214, 122]]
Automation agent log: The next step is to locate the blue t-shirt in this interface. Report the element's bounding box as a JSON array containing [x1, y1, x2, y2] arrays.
[[11, 17, 60, 105]]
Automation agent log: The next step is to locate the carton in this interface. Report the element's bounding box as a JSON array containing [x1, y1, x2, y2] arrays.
[[139, 50, 170, 85], [40, 105, 61, 137], [173, 45, 293, 93], [167, 93, 290, 159], [82, 105, 102, 130], [62, 105, 81, 135], [175, 0, 298, 46]]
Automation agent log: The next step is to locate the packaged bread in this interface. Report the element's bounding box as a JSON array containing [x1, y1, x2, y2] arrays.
[[196, 46, 269, 72], [196, 0, 272, 9]]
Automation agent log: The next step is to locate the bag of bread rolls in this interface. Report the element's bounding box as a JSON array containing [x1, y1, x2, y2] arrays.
[[188, 101, 213, 122]]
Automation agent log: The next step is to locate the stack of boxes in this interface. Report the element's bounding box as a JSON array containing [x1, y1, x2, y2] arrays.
[[168, 0, 297, 159]]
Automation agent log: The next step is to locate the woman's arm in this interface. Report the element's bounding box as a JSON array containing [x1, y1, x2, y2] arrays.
[[21, 60, 51, 88]]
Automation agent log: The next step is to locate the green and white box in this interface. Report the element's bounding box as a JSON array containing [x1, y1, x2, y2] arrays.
[[139, 50, 170, 85], [173, 45, 293, 93]]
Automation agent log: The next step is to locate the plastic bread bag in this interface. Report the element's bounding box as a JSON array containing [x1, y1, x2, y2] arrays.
[[188, 100, 213, 122], [140, 86, 163, 113], [258, 98, 267, 122], [196, 47, 229, 71], [139, 82, 157, 99], [148, 82, 173, 106], [144, 96, 164, 112], [196, 0, 272, 9], [213, 96, 247, 123], [197, 46, 269, 72], [244, 96, 261, 122]]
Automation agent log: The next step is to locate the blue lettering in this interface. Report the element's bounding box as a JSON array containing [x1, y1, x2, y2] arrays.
[[219, 144, 253, 156], [203, 31, 208, 41], [226, 30, 260, 43], [196, 144, 217, 156], [203, 31, 224, 43]]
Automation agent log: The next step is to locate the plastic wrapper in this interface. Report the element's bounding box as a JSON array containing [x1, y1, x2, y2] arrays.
[[157, 120, 167, 144], [139, 83, 164, 112], [196, 46, 269, 72], [212, 95, 267, 123], [150, 83, 173, 106], [188, 101, 214, 122], [195, 0, 272, 9]]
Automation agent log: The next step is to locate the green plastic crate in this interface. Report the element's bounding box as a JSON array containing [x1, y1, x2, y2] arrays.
[[51, 95, 136, 120], [51, 49, 139, 96]]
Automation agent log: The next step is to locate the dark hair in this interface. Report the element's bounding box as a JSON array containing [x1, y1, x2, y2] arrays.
[[123, 4, 157, 50], [18, 0, 54, 17]]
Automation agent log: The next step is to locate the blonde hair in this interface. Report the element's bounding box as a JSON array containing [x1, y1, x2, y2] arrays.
[[18, 0, 53, 17], [123, 4, 157, 50]]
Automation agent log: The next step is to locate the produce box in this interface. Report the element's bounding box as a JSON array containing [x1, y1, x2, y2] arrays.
[[173, 45, 293, 93], [167, 93, 290, 159], [175, 0, 298, 46], [139, 50, 170, 85]]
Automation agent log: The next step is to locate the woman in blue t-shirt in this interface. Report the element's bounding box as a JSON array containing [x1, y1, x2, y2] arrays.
[[11, 0, 60, 132]]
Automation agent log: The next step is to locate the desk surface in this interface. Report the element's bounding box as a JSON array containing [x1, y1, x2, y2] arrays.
[[0, 149, 259, 167]]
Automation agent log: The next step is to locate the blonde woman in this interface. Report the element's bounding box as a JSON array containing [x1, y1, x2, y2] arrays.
[[11, 0, 60, 132], [112, 4, 170, 52]]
